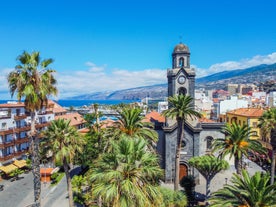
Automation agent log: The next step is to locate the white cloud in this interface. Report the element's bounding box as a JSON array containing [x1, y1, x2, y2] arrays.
[[0, 52, 275, 99], [195, 52, 276, 77], [55, 63, 167, 98]]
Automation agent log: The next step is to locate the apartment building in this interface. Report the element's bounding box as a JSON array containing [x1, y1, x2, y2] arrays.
[[0, 101, 54, 164], [225, 108, 264, 140]]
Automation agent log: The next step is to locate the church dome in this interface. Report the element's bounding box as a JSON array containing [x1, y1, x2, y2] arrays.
[[173, 43, 190, 53]]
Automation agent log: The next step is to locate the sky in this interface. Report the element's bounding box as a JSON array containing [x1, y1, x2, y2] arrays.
[[0, 0, 276, 99]]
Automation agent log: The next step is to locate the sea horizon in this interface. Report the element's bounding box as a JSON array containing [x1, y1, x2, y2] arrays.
[[0, 99, 137, 108]]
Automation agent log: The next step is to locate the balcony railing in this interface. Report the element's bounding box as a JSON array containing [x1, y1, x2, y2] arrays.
[[0, 141, 15, 149], [14, 125, 31, 133], [0, 150, 28, 162], [14, 114, 27, 120], [15, 137, 29, 144], [0, 154, 14, 162], [0, 128, 14, 135]]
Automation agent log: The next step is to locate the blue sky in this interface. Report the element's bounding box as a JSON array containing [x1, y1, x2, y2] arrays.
[[0, 0, 276, 99]]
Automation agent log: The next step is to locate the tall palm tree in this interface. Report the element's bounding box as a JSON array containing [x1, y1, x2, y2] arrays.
[[42, 118, 85, 207], [212, 123, 266, 175], [209, 170, 276, 207], [162, 94, 201, 191], [89, 135, 163, 207], [258, 107, 276, 184], [188, 155, 229, 200], [114, 107, 158, 146], [8, 51, 57, 207]]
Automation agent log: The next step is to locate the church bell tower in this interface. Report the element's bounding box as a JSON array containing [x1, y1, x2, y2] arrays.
[[167, 42, 195, 100]]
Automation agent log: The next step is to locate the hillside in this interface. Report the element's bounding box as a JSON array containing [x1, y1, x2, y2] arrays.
[[67, 63, 276, 100]]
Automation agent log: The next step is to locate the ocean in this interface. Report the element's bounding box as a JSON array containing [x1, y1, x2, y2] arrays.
[[0, 99, 136, 108]]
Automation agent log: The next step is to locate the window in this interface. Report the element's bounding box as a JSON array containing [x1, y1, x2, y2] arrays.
[[252, 122, 257, 128], [206, 136, 213, 150], [252, 131, 258, 136], [179, 57, 184, 67], [1, 122, 7, 130], [178, 87, 187, 95]]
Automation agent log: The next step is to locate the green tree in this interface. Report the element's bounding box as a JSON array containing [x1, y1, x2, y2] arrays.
[[188, 155, 229, 200], [258, 107, 276, 184], [159, 187, 187, 207], [162, 94, 201, 190], [42, 118, 85, 207], [89, 135, 163, 207], [209, 170, 276, 207], [8, 51, 57, 207], [180, 175, 196, 206], [114, 107, 158, 147], [9, 168, 24, 180], [212, 123, 266, 175]]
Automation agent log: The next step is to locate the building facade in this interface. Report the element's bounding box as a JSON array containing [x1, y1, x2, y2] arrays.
[[0, 102, 54, 164], [162, 43, 224, 183]]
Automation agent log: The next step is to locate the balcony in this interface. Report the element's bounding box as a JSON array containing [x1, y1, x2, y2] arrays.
[[15, 137, 29, 144], [0, 141, 15, 149], [14, 114, 27, 121], [35, 122, 50, 129], [14, 125, 31, 133], [14, 149, 28, 157], [0, 128, 14, 135], [0, 154, 14, 162]]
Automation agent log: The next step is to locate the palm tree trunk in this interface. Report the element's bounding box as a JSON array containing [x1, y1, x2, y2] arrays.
[[63, 159, 74, 207], [234, 157, 242, 175], [30, 112, 41, 207], [174, 119, 184, 191], [271, 148, 276, 185], [206, 179, 211, 201]]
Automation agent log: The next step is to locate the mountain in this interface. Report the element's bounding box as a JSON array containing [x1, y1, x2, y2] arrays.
[[67, 84, 167, 100], [196, 63, 276, 90], [67, 63, 276, 100], [196, 63, 276, 84]]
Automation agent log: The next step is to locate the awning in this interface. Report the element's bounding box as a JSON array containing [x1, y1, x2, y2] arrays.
[[13, 160, 27, 168], [0, 164, 18, 174]]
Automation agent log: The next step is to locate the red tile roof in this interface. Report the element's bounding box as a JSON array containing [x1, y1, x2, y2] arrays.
[[47, 100, 67, 114], [144, 111, 165, 123], [199, 117, 216, 123], [0, 102, 25, 108], [55, 112, 86, 126], [227, 108, 264, 117]]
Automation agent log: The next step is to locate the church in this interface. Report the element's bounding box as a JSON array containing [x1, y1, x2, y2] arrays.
[[159, 42, 225, 183]]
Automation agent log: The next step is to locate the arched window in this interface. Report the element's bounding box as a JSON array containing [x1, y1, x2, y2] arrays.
[[179, 57, 184, 67], [178, 87, 187, 95], [206, 136, 213, 151]]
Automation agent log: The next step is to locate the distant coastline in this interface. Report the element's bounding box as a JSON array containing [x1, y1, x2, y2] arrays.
[[0, 99, 136, 108]]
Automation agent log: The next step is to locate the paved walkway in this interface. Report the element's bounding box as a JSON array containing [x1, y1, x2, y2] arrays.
[[0, 166, 84, 207], [162, 159, 264, 197]]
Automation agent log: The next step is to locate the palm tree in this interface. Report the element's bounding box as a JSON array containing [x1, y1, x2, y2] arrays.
[[162, 94, 201, 191], [188, 155, 229, 200], [42, 118, 85, 207], [209, 170, 276, 207], [258, 107, 276, 184], [114, 107, 158, 146], [8, 51, 57, 207], [89, 135, 163, 207], [212, 123, 266, 175]]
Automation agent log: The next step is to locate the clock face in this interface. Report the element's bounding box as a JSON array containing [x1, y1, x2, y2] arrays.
[[178, 75, 186, 84]]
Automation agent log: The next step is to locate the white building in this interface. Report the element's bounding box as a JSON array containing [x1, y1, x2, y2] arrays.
[[219, 96, 249, 115], [267, 90, 276, 107], [0, 102, 55, 165]]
